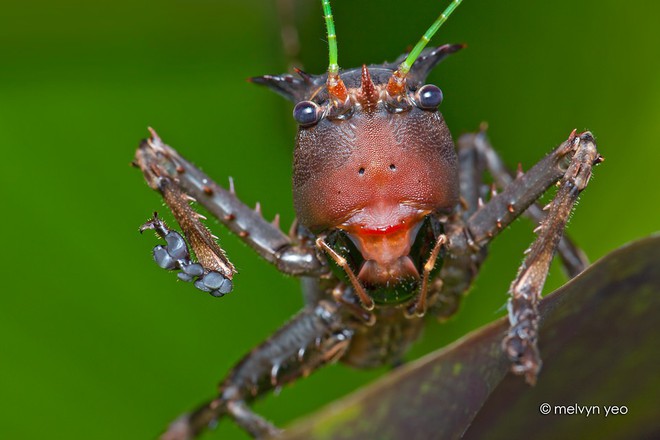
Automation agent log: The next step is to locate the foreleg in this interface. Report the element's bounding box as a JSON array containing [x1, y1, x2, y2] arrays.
[[481, 131, 600, 383], [429, 127, 584, 320], [458, 130, 589, 277], [161, 301, 352, 439], [135, 129, 327, 294]]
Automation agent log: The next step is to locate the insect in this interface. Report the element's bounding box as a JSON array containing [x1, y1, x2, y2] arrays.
[[134, 0, 602, 438]]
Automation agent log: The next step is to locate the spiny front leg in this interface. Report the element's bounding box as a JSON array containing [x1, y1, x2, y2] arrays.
[[458, 129, 589, 278], [161, 301, 352, 439], [465, 130, 602, 245], [429, 127, 587, 322], [135, 135, 237, 296], [501, 131, 601, 383], [135, 128, 326, 279]]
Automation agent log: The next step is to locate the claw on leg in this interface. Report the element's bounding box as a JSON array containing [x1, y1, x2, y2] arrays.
[[140, 213, 233, 297], [502, 313, 542, 385]]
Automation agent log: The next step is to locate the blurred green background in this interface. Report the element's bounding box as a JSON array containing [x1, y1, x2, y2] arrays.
[[1, 0, 658, 438]]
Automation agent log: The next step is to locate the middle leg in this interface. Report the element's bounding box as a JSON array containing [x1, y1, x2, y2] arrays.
[[161, 300, 353, 440]]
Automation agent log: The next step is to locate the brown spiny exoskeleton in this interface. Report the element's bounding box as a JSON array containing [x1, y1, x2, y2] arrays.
[[134, 1, 602, 438]]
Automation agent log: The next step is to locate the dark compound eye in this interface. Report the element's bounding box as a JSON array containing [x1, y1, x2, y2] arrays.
[[417, 84, 443, 110], [293, 101, 320, 126]]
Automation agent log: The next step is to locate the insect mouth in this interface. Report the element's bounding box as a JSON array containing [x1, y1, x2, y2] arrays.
[[357, 256, 420, 287], [340, 209, 428, 288]]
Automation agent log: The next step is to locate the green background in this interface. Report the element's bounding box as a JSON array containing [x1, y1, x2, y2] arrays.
[[1, 0, 658, 438]]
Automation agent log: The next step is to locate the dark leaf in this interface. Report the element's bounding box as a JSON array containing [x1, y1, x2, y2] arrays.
[[282, 235, 660, 440]]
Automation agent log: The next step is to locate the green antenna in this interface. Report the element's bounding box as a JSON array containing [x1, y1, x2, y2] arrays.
[[322, 0, 339, 75], [398, 0, 464, 75]]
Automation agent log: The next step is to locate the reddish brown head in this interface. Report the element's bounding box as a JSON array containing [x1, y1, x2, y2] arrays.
[[251, 45, 463, 289]]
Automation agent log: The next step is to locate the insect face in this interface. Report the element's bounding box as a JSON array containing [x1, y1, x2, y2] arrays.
[[292, 66, 459, 288], [251, 0, 464, 302]]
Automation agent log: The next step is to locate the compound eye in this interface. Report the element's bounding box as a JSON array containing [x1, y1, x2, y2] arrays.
[[293, 101, 321, 126], [417, 84, 443, 110]]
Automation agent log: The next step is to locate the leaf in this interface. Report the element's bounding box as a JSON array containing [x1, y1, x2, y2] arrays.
[[281, 235, 660, 440]]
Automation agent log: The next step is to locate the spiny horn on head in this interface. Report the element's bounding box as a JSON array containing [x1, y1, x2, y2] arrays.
[[358, 65, 379, 111], [386, 0, 464, 101]]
